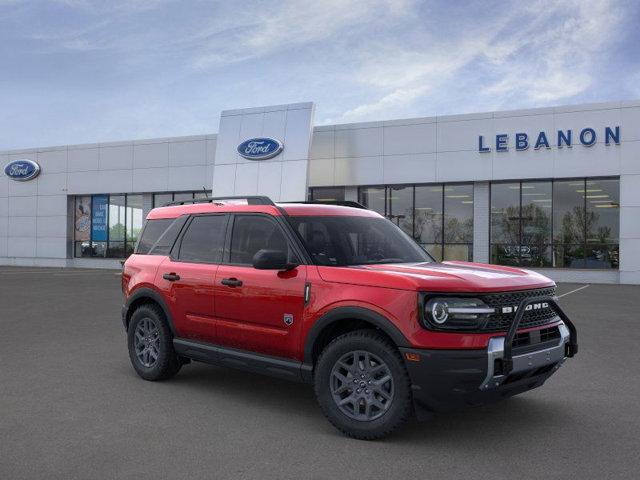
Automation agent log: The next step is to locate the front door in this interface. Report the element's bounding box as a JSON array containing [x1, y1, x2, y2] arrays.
[[214, 214, 307, 359]]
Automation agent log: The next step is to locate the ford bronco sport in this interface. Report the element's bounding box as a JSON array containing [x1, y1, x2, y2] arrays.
[[121, 196, 577, 439]]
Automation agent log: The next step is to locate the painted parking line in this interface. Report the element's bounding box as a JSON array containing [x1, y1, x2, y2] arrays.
[[557, 284, 590, 298]]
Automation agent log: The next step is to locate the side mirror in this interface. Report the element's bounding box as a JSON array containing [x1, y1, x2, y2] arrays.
[[252, 249, 298, 271]]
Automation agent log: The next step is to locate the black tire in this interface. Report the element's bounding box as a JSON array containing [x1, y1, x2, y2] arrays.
[[314, 329, 412, 440], [127, 304, 182, 381]]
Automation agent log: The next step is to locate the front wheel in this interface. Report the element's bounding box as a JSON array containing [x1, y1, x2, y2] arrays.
[[314, 330, 412, 440]]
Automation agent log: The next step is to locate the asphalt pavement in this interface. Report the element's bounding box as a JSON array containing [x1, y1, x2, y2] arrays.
[[0, 267, 639, 479]]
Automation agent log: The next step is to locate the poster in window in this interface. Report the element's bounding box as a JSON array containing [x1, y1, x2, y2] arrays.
[[91, 195, 108, 242], [74, 196, 91, 241]]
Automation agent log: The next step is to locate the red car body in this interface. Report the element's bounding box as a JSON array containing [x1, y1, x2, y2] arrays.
[[122, 200, 577, 419]]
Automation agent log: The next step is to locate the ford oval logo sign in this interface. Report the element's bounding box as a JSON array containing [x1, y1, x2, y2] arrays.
[[237, 137, 283, 160], [4, 159, 41, 181]]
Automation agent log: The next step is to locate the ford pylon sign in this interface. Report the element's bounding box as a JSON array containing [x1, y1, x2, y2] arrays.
[[237, 138, 283, 160], [4, 159, 41, 181]]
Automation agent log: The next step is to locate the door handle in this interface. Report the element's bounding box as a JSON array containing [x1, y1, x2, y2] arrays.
[[221, 277, 243, 287], [163, 272, 181, 282]]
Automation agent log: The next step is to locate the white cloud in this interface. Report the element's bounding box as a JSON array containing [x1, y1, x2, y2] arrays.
[[482, 0, 621, 105], [191, 0, 415, 69], [334, 0, 625, 122]]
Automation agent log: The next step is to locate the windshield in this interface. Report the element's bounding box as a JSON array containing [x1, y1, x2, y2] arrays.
[[288, 215, 433, 266]]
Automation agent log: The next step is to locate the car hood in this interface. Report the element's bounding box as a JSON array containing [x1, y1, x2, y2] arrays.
[[317, 261, 555, 293]]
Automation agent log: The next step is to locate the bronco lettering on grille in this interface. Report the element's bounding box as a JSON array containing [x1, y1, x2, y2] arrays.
[[501, 302, 549, 314]]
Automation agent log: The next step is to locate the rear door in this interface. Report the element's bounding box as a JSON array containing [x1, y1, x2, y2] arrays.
[[214, 214, 307, 359], [158, 214, 228, 343]]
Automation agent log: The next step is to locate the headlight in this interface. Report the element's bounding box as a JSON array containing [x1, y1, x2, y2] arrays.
[[423, 297, 494, 330]]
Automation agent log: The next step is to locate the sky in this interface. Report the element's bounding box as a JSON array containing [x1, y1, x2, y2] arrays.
[[1, 0, 639, 150]]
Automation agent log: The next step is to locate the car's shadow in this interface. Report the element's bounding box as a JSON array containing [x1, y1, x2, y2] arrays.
[[140, 361, 577, 444]]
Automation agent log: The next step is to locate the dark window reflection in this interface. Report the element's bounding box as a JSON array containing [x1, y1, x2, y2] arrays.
[[388, 186, 413, 237], [359, 187, 386, 216], [415, 185, 442, 244], [491, 183, 520, 245], [360, 184, 473, 262], [310, 187, 346, 202], [553, 180, 585, 245], [492, 178, 619, 269]]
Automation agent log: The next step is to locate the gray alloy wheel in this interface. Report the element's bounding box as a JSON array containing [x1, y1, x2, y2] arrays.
[[329, 350, 395, 421], [133, 317, 161, 368]]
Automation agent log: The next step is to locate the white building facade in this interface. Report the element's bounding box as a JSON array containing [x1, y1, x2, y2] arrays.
[[1, 100, 639, 284]]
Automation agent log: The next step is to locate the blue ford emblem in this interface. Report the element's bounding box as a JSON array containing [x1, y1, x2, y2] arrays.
[[237, 137, 283, 160], [4, 159, 41, 181]]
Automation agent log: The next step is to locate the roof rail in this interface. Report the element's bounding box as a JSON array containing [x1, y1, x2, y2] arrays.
[[165, 196, 275, 206], [280, 200, 367, 209]]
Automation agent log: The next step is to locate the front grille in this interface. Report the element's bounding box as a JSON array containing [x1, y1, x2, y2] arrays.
[[513, 325, 561, 351], [481, 287, 559, 332]]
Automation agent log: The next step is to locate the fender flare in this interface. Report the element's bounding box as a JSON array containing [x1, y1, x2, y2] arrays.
[[123, 287, 176, 335], [303, 306, 410, 364]]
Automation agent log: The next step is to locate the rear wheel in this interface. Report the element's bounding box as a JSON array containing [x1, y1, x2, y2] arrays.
[[314, 330, 412, 440], [127, 304, 181, 381]]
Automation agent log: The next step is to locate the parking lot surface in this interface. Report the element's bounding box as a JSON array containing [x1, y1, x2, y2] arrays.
[[1, 267, 639, 479]]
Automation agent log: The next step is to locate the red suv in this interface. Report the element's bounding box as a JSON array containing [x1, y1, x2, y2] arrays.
[[121, 196, 577, 439]]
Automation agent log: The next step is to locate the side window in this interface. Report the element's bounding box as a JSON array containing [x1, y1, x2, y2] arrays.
[[295, 219, 337, 265], [136, 219, 173, 254], [229, 215, 291, 265], [149, 216, 188, 255], [178, 215, 226, 263]]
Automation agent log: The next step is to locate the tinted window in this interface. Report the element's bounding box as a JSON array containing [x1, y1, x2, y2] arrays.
[[148, 216, 188, 255], [136, 219, 173, 254], [289, 216, 431, 266], [178, 215, 226, 263], [310, 187, 346, 201], [230, 215, 291, 265]]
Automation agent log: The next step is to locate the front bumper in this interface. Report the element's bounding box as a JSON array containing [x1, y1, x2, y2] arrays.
[[401, 322, 572, 420]]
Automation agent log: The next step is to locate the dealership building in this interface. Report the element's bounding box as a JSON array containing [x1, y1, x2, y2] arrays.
[[1, 100, 639, 284]]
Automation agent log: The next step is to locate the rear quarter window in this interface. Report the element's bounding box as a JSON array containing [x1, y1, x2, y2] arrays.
[[136, 219, 173, 254], [136, 216, 187, 255]]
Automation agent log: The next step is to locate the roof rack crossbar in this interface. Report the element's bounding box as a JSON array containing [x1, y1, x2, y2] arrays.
[[280, 200, 367, 209], [165, 195, 275, 207]]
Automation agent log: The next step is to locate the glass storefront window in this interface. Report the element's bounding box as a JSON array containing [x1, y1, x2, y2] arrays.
[[152, 191, 211, 207], [444, 184, 474, 261], [126, 194, 143, 255], [309, 187, 346, 202], [492, 178, 619, 269], [153, 193, 173, 207], [359, 183, 473, 262], [415, 185, 443, 260], [173, 192, 194, 203], [520, 181, 552, 267], [108, 195, 126, 258], [387, 186, 413, 237], [74, 193, 147, 259], [359, 187, 386, 216]]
